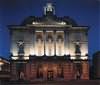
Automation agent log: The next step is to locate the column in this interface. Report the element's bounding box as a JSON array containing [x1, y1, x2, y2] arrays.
[[30, 30, 36, 56], [33, 30, 35, 55], [64, 31, 69, 55], [54, 30, 56, 56], [43, 30, 46, 55], [29, 30, 35, 55], [64, 30, 67, 55]]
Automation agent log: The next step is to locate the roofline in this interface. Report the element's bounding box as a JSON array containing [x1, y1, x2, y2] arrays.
[[0, 56, 10, 64]]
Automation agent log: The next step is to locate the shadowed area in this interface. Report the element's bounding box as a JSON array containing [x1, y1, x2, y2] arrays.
[[1, 80, 99, 85]]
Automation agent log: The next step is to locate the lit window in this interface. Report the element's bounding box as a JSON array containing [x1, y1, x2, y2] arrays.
[[0, 62, 4, 65], [23, 57, 29, 60]]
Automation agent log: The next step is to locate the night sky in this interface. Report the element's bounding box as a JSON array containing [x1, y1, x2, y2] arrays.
[[0, 0, 100, 59]]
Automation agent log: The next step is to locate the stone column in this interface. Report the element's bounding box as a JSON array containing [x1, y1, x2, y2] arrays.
[[64, 31, 69, 55], [33, 30, 35, 55], [43, 30, 46, 55], [64, 30, 67, 55], [54, 30, 56, 56]]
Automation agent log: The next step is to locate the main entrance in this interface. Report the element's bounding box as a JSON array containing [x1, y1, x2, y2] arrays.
[[47, 71, 53, 80]]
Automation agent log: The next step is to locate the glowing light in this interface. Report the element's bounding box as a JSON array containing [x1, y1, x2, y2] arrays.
[[12, 50, 18, 56], [47, 3, 52, 8], [46, 3, 53, 12], [46, 46, 54, 56], [36, 31, 43, 32], [70, 57, 76, 60], [35, 45, 44, 56], [60, 21, 66, 25], [30, 49, 34, 55], [32, 22, 38, 24], [0, 62, 4, 65], [12, 57, 19, 60], [56, 43, 65, 56], [81, 57, 88, 60], [0, 63, 3, 71], [0, 61, 4, 71], [65, 48, 70, 55], [23, 57, 29, 60]]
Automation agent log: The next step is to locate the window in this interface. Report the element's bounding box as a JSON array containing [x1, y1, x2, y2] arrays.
[[37, 64, 43, 78], [47, 37, 53, 56], [57, 35, 64, 56], [36, 34, 43, 56], [57, 64, 64, 78]]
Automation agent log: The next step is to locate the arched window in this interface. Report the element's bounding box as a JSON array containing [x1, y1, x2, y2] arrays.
[[37, 64, 43, 79], [36, 35, 43, 56], [57, 64, 64, 78], [47, 35, 53, 56], [57, 35, 63, 56]]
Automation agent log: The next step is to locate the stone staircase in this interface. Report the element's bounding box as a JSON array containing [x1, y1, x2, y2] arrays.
[[1, 80, 100, 85]]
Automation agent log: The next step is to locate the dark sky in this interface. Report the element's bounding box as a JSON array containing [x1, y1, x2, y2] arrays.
[[0, 0, 100, 59]]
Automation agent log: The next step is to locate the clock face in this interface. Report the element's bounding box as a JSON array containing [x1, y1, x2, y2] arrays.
[[17, 40, 24, 46]]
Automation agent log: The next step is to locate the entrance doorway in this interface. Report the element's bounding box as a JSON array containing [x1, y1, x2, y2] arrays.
[[47, 71, 53, 80]]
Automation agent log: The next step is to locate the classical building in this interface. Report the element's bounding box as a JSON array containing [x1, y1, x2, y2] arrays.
[[8, 3, 89, 81]]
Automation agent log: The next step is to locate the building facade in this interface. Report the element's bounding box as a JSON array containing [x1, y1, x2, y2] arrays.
[[9, 3, 89, 81], [0, 57, 10, 80]]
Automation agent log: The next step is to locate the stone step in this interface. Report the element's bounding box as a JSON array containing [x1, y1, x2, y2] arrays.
[[1, 80, 100, 85]]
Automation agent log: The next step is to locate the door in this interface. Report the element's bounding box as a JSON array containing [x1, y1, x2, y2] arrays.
[[47, 71, 53, 80]]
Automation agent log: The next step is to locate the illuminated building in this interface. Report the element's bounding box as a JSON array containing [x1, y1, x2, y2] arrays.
[[0, 57, 10, 80], [9, 3, 89, 81]]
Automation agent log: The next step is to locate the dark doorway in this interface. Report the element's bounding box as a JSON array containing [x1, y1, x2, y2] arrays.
[[47, 71, 53, 80]]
